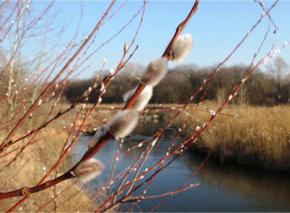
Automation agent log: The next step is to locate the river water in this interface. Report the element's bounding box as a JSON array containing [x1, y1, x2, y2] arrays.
[[72, 134, 290, 212]]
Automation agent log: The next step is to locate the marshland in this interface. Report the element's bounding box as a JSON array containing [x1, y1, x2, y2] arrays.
[[0, 0, 290, 212]]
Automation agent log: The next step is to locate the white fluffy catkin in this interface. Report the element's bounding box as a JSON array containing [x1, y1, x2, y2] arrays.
[[123, 85, 153, 112], [171, 33, 193, 62], [88, 127, 106, 149], [74, 158, 104, 183], [106, 110, 139, 139], [141, 58, 168, 87]]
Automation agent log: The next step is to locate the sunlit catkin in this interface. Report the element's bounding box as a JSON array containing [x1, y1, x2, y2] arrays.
[[123, 85, 153, 112], [170, 33, 193, 62], [88, 127, 106, 149], [74, 159, 104, 183], [141, 58, 168, 87], [106, 110, 139, 139]]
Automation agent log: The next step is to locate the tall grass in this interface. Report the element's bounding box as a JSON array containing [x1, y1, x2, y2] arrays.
[[0, 103, 97, 211], [175, 103, 290, 172]]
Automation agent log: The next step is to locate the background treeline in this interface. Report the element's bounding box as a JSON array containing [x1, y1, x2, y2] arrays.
[[64, 57, 290, 106]]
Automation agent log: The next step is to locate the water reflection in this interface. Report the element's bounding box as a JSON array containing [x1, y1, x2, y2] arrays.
[[73, 134, 290, 212], [181, 153, 290, 211]]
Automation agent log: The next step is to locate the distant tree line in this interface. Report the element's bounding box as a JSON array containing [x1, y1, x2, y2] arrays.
[[63, 57, 290, 106]]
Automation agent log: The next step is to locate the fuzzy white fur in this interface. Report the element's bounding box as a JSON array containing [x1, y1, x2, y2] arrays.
[[106, 110, 139, 139], [88, 127, 106, 149], [123, 85, 153, 112], [141, 58, 168, 87], [74, 158, 104, 183], [171, 34, 193, 62]]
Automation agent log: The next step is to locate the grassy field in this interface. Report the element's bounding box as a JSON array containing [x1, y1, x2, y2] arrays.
[[172, 103, 290, 172]]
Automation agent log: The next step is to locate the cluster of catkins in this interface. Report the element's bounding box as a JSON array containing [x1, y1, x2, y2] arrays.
[[74, 34, 193, 183]]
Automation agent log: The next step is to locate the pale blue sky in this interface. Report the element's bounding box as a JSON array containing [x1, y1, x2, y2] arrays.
[[30, 0, 290, 78]]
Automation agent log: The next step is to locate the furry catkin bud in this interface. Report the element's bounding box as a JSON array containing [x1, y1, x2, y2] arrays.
[[74, 159, 104, 183], [123, 85, 153, 112], [171, 34, 193, 62], [141, 58, 168, 87], [106, 110, 139, 139], [88, 127, 106, 149], [124, 43, 129, 54]]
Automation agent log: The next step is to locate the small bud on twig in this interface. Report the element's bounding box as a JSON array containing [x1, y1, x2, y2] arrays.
[[123, 42, 129, 54], [21, 187, 31, 196], [74, 159, 104, 183], [141, 58, 168, 87], [123, 85, 153, 112], [170, 33, 193, 62], [106, 110, 139, 139]]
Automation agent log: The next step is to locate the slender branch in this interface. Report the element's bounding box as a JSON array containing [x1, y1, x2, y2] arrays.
[[162, 0, 200, 59], [0, 0, 116, 150], [124, 0, 200, 110]]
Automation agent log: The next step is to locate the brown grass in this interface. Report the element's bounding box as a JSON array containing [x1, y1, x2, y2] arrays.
[[173, 103, 290, 172], [0, 102, 112, 211]]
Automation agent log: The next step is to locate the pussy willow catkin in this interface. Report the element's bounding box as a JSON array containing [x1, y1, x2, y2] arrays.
[[88, 127, 106, 149], [74, 158, 104, 183], [106, 110, 139, 139], [141, 58, 168, 87], [170, 33, 193, 62], [123, 85, 153, 112]]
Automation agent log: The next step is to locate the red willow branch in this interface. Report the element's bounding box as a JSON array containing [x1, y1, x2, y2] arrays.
[[95, 8, 279, 210], [37, 43, 140, 182], [1, 4, 146, 200], [103, 123, 191, 208], [111, 7, 278, 203], [91, 1, 202, 210], [0, 2, 143, 170], [71, 2, 145, 78], [0, 0, 199, 206], [161, 0, 200, 59], [182, 0, 279, 112], [0, 1, 117, 151], [126, 40, 286, 210], [89, 1, 200, 208], [124, 121, 189, 202], [124, 0, 200, 110], [0, 1, 122, 211], [129, 0, 279, 151], [2, 132, 113, 212], [97, 150, 180, 212], [36, 180, 78, 211], [256, 0, 279, 33], [120, 183, 199, 204], [3, 45, 140, 211], [1, 4, 145, 211], [143, 149, 211, 212], [95, 3, 201, 211], [1, 3, 278, 211], [150, 51, 273, 198], [0, 1, 145, 154], [0, 1, 55, 79]]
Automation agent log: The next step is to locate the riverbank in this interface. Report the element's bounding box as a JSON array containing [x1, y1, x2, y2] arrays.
[[80, 103, 290, 172], [173, 104, 290, 172]]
